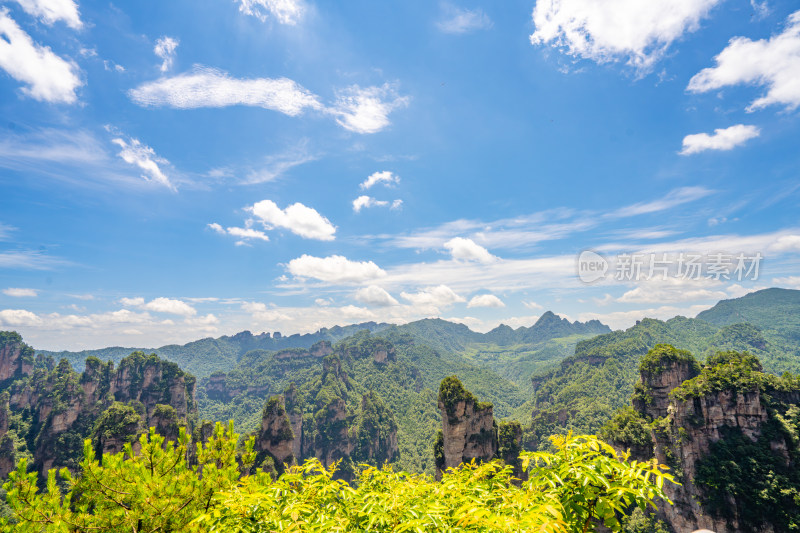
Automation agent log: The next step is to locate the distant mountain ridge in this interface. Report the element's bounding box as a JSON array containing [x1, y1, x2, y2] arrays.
[[38, 313, 610, 378]]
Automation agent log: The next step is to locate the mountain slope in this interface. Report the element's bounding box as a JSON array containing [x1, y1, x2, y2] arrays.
[[196, 329, 530, 474], [518, 299, 800, 450]]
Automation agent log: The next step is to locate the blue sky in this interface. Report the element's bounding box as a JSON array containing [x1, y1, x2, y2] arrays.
[[1, 0, 799, 350]]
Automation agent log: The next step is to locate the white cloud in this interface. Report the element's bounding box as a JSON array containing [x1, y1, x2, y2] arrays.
[[353, 195, 389, 213], [154, 36, 179, 72], [578, 304, 712, 330], [360, 170, 399, 189], [467, 294, 505, 308], [119, 297, 145, 306], [616, 277, 728, 304], [0, 309, 41, 326], [391, 199, 403, 210], [680, 124, 760, 155], [751, 0, 770, 19], [354, 285, 398, 307], [330, 84, 409, 134], [773, 276, 800, 289], [530, 0, 720, 72], [2, 288, 38, 297], [438, 6, 492, 34], [241, 301, 292, 322], [238, 0, 304, 25], [142, 297, 197, 316], [120, 296, 196, 316], [688, 11, 800, 111], [249, 199, 335, 240], [0, 9, 82, 103], [769, 234, 800, 253], [109, 131, 174, 190], [401, 285, 465, 308], [12, 0, 82, 29], [522, 300, 543, 310], [443, 237, 496, 263], [69, 293, 94, 300], [287, 254, 386, 283], [208, 222, 270, 243], [129, 66, 323, 116]]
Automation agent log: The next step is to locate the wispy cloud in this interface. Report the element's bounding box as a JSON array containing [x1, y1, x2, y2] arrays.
[[0, 250, 70, 270], [107, 127, 175, 191], [129, 66, 323, 116], [608, 186, 713, 218], [237, 0, 305, 25], [243, 141, 316, 184], [381, 187, 712, 253], [437, 5, 492, 34], [329, 84, 410, 134], [2, 287, 38, 297], [154, 36, 179, 72], [129, 68, 409, 134]]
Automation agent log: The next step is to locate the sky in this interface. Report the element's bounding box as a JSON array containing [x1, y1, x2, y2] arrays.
[[1, 0, 799, 350]]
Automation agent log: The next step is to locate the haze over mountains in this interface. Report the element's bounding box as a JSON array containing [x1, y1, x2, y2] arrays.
[[38, 311, 610, 378]]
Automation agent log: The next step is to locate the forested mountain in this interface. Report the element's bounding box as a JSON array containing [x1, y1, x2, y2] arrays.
[[38, 312, 609, 383], [2, 289, 800, 531], [197, 331, 529, 475], [0, 332, 196, 479], [602, 345, 800, 532], [37, 322, 393, 377], [519, 289, 800, 450]]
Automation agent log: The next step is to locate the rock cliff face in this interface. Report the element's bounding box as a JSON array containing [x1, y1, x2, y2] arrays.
[[435, 376, 500, 474], [615, 346, 800, 533], [0, 332, 198, 478], [253, 396, 296, 473], [0, 332, 34, 383], [251, 357, 399, 480]]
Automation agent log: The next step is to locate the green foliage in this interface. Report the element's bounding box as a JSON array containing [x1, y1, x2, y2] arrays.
[[599, 407, 653, 449], [90, 401, 142, 456], [520, 310, 800, 450], [352, 391, 398, 465], [438, 375, 484, 419], [670, 351, 799, 401], [199, 434, 673, 533], [695, 423, 800, 532], [1, 422, 255, 532], [620, 508, 672, 533], [638, 344, 699, 377]]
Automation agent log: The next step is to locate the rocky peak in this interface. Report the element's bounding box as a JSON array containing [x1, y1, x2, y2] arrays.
[[0, 339, 197, 478], [436, 376, 498, 473], [0, 331, 34, 383], [253, 395, 296, 473], [615, 349, 800, 533], [633, 344, 700, 419], [309, 340, 333, 358]]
